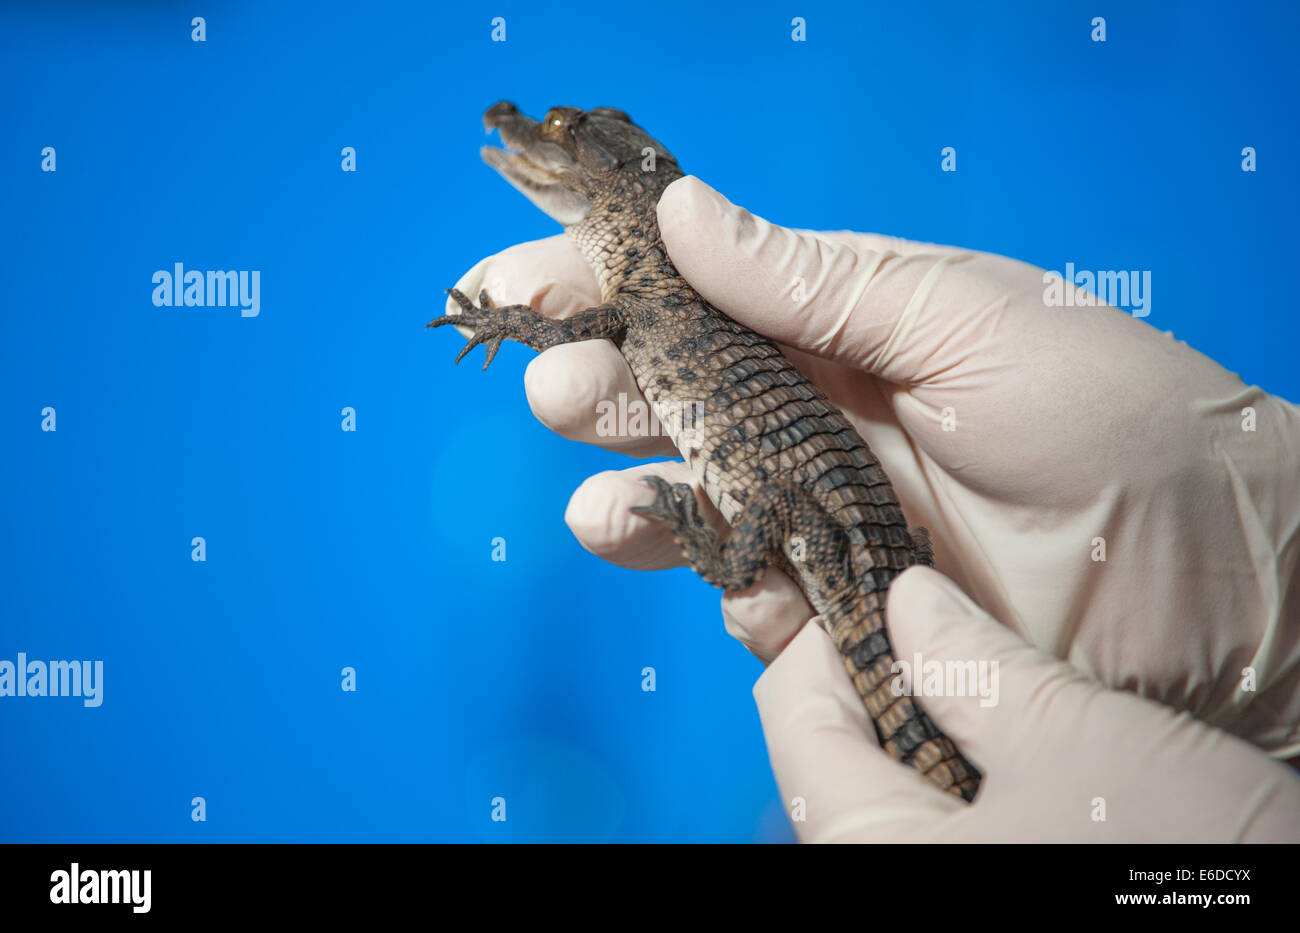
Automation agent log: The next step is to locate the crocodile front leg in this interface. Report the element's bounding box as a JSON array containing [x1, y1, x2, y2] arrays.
[[428, 288, 626, 369]]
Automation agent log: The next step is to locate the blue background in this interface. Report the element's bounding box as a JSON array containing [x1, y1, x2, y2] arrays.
[[1, 1, 1296, 842]]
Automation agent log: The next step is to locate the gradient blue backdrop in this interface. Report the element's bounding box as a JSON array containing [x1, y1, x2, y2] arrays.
[[2, 1, 1297, 842]]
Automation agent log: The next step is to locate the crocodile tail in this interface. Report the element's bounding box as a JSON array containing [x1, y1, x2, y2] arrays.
[[910, 526, 935, 567], [824, 596, 982, 802]]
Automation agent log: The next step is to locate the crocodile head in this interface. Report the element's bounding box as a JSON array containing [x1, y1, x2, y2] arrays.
[[480, 101, 680, 227]]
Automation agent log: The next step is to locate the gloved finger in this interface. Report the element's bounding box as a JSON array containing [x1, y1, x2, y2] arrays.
[[753, 621, 963, 842], [524, 343, 677, 458], [656, 175, 1029, 384], [444, 235, 601, 332], [720, 568, 814, 665], [565, 461, 726, 570]]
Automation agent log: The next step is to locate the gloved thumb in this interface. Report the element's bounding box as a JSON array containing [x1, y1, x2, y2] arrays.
[[886, 567, 1300, 842], [655, 175, 984, 384]]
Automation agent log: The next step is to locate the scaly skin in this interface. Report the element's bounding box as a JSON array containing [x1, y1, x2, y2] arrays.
[[430, 102, 981, 802]]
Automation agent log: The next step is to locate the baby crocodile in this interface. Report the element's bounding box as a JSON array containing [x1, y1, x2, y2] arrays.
[[430, 102, 981, 802]]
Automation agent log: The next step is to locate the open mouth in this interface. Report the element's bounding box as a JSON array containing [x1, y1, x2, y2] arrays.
[[480, 143, 563, 189], [478, 102, 591, 225], [480, 102, 572, 187]]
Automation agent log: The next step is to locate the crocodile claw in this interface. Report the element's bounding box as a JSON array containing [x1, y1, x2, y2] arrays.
[[631, 476, 703, 529], [426, 288, 506, 370]]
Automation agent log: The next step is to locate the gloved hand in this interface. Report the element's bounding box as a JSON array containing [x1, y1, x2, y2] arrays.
[[446, 175, 1300, 761], [761, 565, 1300, 842]]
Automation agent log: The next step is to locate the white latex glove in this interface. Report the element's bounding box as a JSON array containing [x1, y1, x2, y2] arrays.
[[445, 175, 1300, 761], [763, 566, 1300, 842]]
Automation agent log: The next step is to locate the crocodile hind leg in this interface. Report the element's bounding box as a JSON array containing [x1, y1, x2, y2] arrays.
[[428, 288, 626, 369], [633, 474, 981, 802], [631, 476, 846, 593]]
